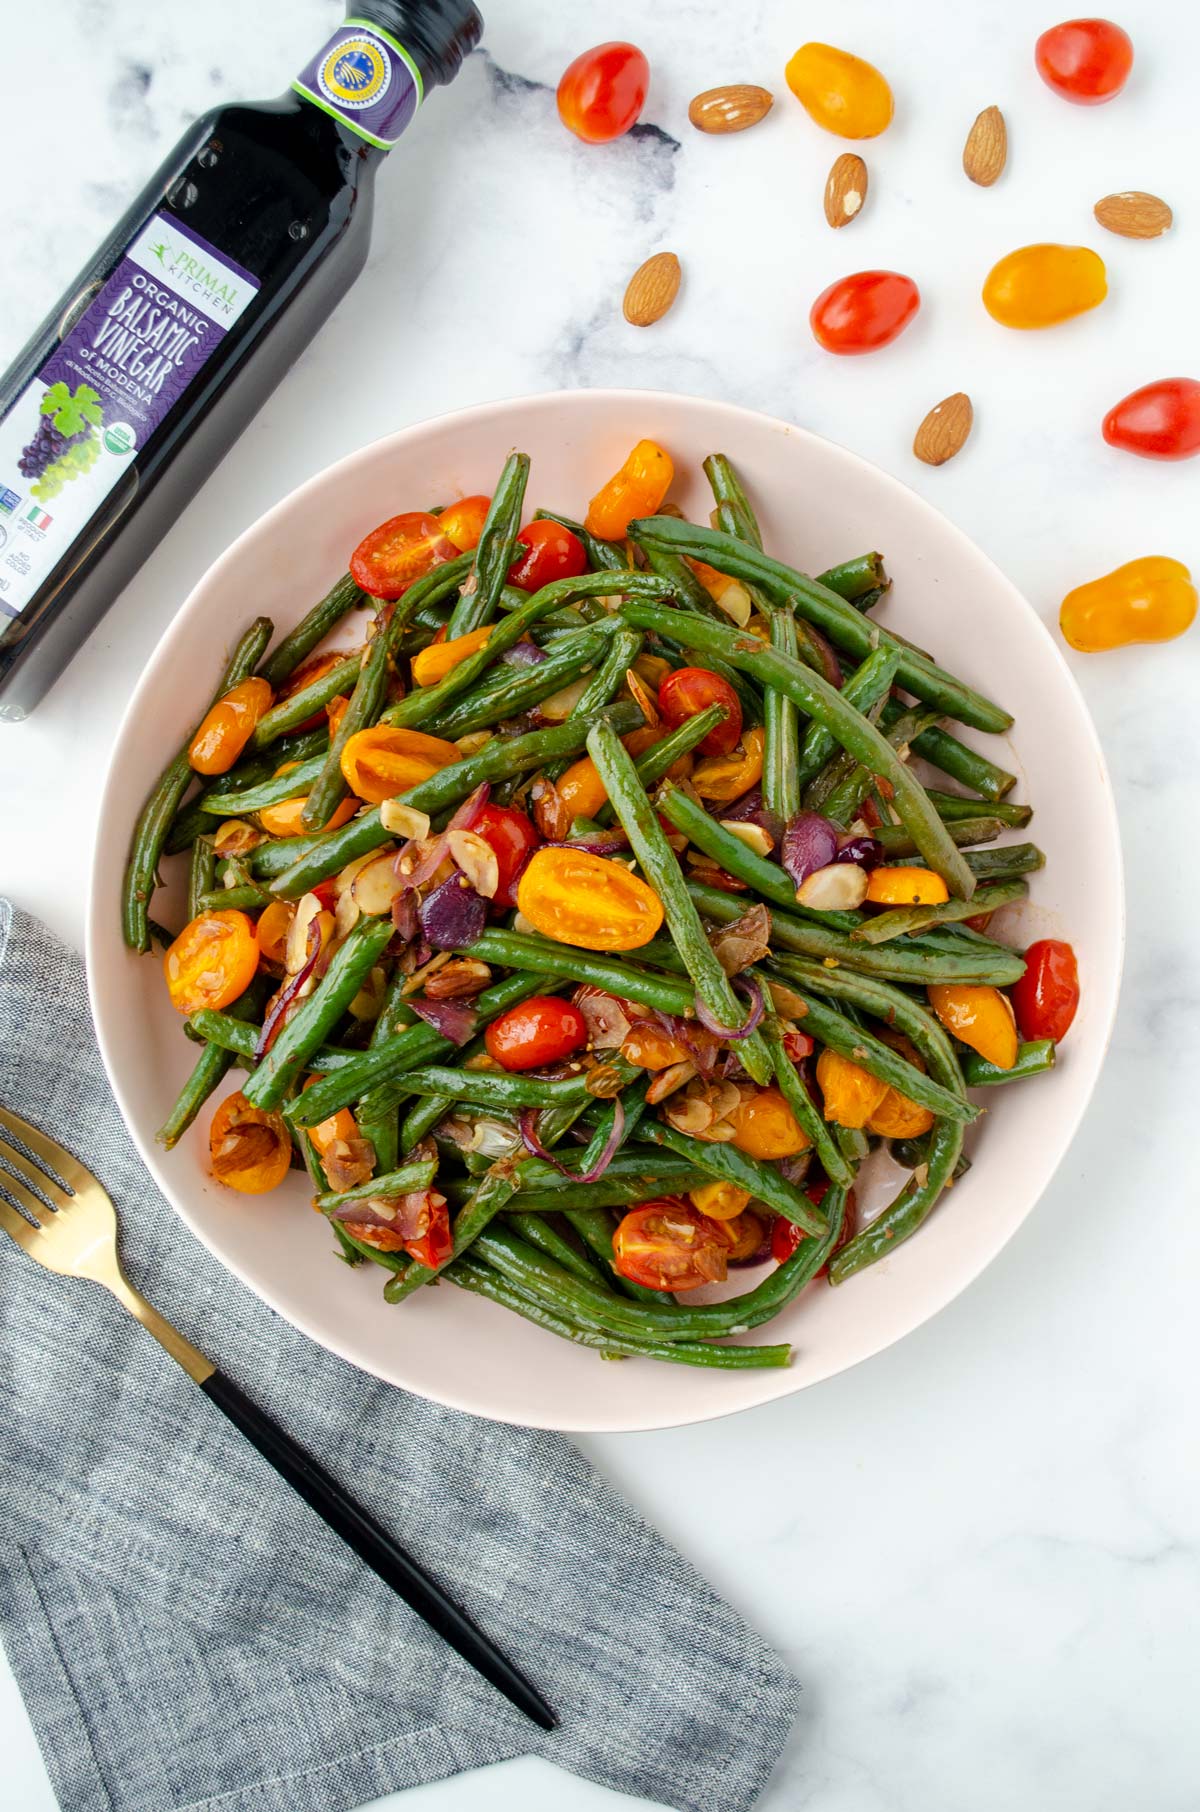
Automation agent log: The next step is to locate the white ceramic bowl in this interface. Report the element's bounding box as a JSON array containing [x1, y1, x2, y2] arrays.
[[88, 390, 1123, 1433]]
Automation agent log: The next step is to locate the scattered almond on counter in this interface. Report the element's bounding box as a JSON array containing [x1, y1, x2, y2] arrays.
[[962, 106, 1007, 186], [688, 84, 774, 133], [1093, 191, 1173, 239], [824, 153, 868, 227], [913, 392, 974, 465], [623, 252, 682, 326]]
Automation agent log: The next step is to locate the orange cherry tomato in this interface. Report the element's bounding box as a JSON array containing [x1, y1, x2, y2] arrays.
[[866, 866, 950, 906], [1059, 556, 1196, 652], [484, 995, 589, 1071], [410, 624, 493, 687], [557, 41, 649, 144], [785, 41, 894, 138], [255, 899, 294, 967], [276, 652, 349, 732], [612, 1198, 735, 1291], [557, 755, 610, 824], [188, 678, 274, 776], [164, 911, 259, 1016], [982, 244, 1106, 330], [1035, 18, 1133, 104], [658, 667, 743, 757], [810, 271, 919, 354], [1103, 379, 1200, 462], [507, 519, 588, 592], [472, 802, 540, 909], [437, 494, 491, 552], [516, 847, 664, 951], [1010, 939, 1080, 1043], [816, 1048, 888, 1128], [866, 1087, 935, 1139], [690, 725, 764, 804], [338, 725, 459, 802], [585, 439, 674, 541], [258, 762, 358, 837], [688, 1179, 753, 1221], [209, 1090, 292, 1194], [621, 1023, 691, 1070], [928, 983, 1018, 1069], [349, 511, 457, 600], [729, 1086, 810, 1159]]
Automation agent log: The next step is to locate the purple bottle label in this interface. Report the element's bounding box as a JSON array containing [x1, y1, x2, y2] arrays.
[[0, 214, 259, 619], [293, 18, 423, 148]]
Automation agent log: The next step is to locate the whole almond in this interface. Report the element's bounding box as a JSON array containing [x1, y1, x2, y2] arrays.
[[913, 392, 974, 467], [824, 153, 868, 228], [623, 252, 682, 327], [963, 106, 1007, 187], [688, 84, 773, 134], [1093, 191, 1173, 239]]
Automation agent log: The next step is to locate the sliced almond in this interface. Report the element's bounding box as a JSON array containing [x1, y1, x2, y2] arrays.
[[352, 852, 406, 916], [624, 665, 661, 729], [334, 886, 361, 942], [623, 252, 682, 327], [719, 819, 774, 857], [453, 731, 492, 758], [212, 819, 264, 858], [712, 578, 753, 627], [646, 1059, 699, 1105], [1093, 191, 1173, 239], [333, 850, 379, 899], [824, 152, 868, 228], [797, 863, 869, 910], [447, 828, 500, 900], [962, 106, 1007, 187], [538, 673, 595, 720], [688, 84, 773, 134], [286, 894, 333, 975], [380, 800, 431, 842], [913, 391, 974, 467]]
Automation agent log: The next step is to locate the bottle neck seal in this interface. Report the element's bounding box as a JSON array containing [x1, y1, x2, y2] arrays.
[[292, 3, 482, 150]]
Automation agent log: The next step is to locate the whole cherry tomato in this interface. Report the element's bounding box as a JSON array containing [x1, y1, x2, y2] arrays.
[[437, 494, 491, 552], [472, 802, 540, 908], [810, 271, 920, 354], [557, 42, 649, 143], [785, 42, 894, 138], [1102, 378, 1200, 461], [1059, 556, 1197, 652], [485, 995, 588, 1071], [657, 666, 743, 756], [349, 511, 457, 600], [1010, 939, 1080, 1042], [612, 1199, 736, 1291], [507, 519, 588, 592], [189, 677, 274, 776], [164, 911, 260, 1016], [729, 1086, 810, 1160], [585, 439, 674, 541], [1035, 18, 1133, 104], [928, 983, 1018, 1070], [276, 653, 346, 732], [982, 243, 1106, 329]]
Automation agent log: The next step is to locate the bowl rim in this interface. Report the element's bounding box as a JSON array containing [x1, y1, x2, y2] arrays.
[[87, 386, 1125, 1432]]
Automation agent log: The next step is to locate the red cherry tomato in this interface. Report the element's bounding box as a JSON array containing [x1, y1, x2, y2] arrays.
[[472, 802, 540, 908], [657, 666, 743, 756], [770, 1181, 859, 1276], [1102, 378, 1200, 462], [1010, 939, 1080, 1043], [507, 519, 589, 593], [485, 995, 588, 1071], [1035, 19, 1133, 104], [612, 1198, 736, 1292], [557, 42, 649, 144], [404, 1196, 454, 1270], [810, 271, 920, 355], [350, 511, 457, 600]]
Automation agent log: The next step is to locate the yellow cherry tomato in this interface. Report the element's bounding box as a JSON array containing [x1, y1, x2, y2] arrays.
[[585, 440, 674, 541], [339, 726, 459, 802], [516, 847, 664, 951], [557, 754, 611, 823], [866, 1087, 935, 1139], [865, 866, 949, 906], [816, 1048, 888, 1128], [691, 726, 765, 804], [728, 1086, 810, 1159], [689, 1180, 753, 1221], [621, 1023, 691, 1070], [411, 625, 494, 687], [1059, 556, 1197, 653], [928, 983, 1018, 1069], [982, 243, 1107, 329], [258, 762, 358, 837], [188, 677, 274, 776], [785, 41, 894, 138]]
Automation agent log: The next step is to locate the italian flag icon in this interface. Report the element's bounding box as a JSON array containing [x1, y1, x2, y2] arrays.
[[25, 505, 51, 531]]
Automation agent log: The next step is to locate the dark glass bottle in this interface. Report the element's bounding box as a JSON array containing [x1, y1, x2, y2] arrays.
[[0, 1, 481, 720]]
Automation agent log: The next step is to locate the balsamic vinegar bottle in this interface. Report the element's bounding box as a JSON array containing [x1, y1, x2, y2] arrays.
[[0, 1, 482, 720]]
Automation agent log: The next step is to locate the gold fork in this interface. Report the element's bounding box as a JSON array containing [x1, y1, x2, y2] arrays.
[[0, 1101, 555, 1731]]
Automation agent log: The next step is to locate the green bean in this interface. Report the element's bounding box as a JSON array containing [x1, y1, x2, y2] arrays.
[[879, 700, 1017, 802], [623, 601, 975, 898], [156, 1043, 234, 1148], [167, 732, 330, 851], [201, 755, 327, 817], [639, 1121, 828, 1234], [471, 927, 704, 1015], [833, 1124, 870, 1169], [637, 542, 728, 621], [243, 917, 394, 1110], [763, 610, 802, 823], [354, 968, 414, 1173], [400, 1090, 455, 1155], [187, 836, 216, 923], [257, 573, 366, 689], [532, 507, 627, 573], [817, 706, 943, 830], [570, 626, 643, 719], [629, 516, 1011, 734], [927, 790, 1031, 827], [852, 878, 1029, 945], [888, 1132, 970, 1178], [446, 453, 530, 637], [658, 784, 859, 930], [377, 1065, 617, 1111], [760, 1013, 854, 1188], [772, 983, 975, 1121], [302, 591, 426, 831], [186, 1008, 358, 1071], [427, 629, 610, 739], [591, 704, 726, 827], [495, 1167, 710, 1215], [314, 1158, 439, 1212], [504, 1211, 598, 1284], [383, 1133, 548, 1303], [961, 1040, 1056, 1086], [795, 645, 900, 790], [122, 617, 273, 952], [196, 884, 274, 914], [703, 454, 764, 550], [249, 653, 361, 750], [815, 552, 889, 602], [872, 817, 1006, 856]]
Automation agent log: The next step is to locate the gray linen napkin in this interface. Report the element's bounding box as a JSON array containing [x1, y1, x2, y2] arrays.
[[0, 901, 800, 1812]]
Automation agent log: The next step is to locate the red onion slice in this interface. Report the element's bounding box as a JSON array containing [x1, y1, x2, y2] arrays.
[[518, 1096, 625, 1183], [447, 781, 490, 833], [780, 812, 840, 887], [501, 640, 545, 666], [834, 834, 884, 870], [544, 830, 631, 855], [692, 975, 765, 1041], [406, 996, 479, 1046], [255, 919, 321, 1057], [798, 621, 843, 689], [419, 874, 487, 949]]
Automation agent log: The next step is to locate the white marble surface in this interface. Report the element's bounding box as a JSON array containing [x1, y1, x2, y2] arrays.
[[2, 1, 1199, 1808]]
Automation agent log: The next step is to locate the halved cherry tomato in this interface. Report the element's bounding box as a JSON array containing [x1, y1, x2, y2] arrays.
[[691, 725, 765, 803], [256, 899, 294, 967], [189, 678, 274, 776], [164, 911, 259, 1015], [259, 762, 358, 837], [866, 1087, 934, 1139], [928, 983, 1019, 1069], [866, 866, 949, 906], [557, 755, 610, 824], [689, 1179, 752, 1221], [1010, 938, 1080, 1043], [1035, 18, 1133, 104], [516, 847, 664, 951], [810, 271, 919, 355], [612, 1198, 735, 1291], [276, 653, 348, 732], [472, 802, 540, 908], [404, 1194, 454, 1269], [1103, 378, 1200, 462], [816, 1048, 887, 1128], [507, 519, 588, 592], [658, 667, 743, 756], [411, 624, 493, 688], [209, 1090, 291, 1194], [557, 41, 649, 144], [585, 439, 674, 541], [485, 995, 588, 1071], [349, 511, 457, 600], [438, 494, 491, 552], [339, 725, 459, 802], [729, 1086, 810, 1159]]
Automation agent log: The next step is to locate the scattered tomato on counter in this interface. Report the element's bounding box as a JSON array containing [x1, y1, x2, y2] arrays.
[[1034, 18, 1133, 104], [1102, 379, 1200, 461], [810, 271, 920, 354], [785, 42, 894, 137], [982, 244, 1106, 329], [1059, 556, 1197, 652], [557, 42, 649, 143]]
